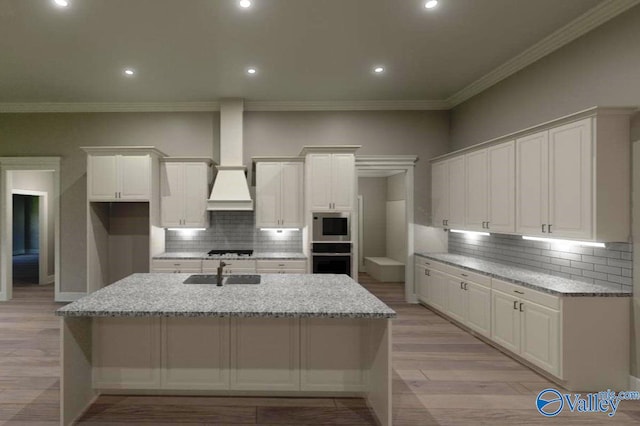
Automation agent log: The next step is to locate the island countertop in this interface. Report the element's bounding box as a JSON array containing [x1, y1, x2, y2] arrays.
[[56, 273, 396, 319]]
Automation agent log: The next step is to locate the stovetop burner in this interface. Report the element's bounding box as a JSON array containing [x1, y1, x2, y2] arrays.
[[207, 249, 254, 257]]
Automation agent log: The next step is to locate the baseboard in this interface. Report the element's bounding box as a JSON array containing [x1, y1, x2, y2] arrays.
[[629, 375, 640, 391], [56, 292, 86, 302], [41, 274, 55, 285]]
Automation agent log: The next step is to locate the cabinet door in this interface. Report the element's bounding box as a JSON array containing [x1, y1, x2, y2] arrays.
[[281, 162, 304, 227], [256, 162, 282, 228], [88, 155, 118, 200], [230, 318, 300, 391], [308, 154, 333, 210], [466, 281, 491, 337], [160, 163, 184, 227], [429, 270, 448, 313], [491, 290, 520, 353], [331, 154, 355, 210], [162, 318, 230, 389], [431, 161, 449, 227], [120, 155, 151, 200], [447, 156, 466, 228], [516, 131, 549, 236], [548, 118, 593, 239], [414, 265, 429, 303], [465, 149, 488, 231], [183, 163, 210, 227], [446, 276, 466, 324], [488, 141, 515, 233], [521, 301, 560, 376]]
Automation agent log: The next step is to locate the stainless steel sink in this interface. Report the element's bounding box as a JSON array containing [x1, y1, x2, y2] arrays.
[[183, 274, 261, 285]]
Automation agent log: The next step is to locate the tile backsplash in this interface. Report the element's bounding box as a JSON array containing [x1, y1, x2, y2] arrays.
[[448, 232, 632, 292], [165, 211, 303, 253]]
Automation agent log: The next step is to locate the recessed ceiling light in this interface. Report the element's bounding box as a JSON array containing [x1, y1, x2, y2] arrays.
[[373, 66, 385, 74], [246, 67, 257, 75], [53, 0, 69, 7], [239, 0, 252, 8], [425, 0, 438, 9], [123, 68, 135, 76]]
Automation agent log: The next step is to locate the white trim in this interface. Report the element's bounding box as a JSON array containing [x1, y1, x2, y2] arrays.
[[0, 99, 449, 113], [57, 292, 86, 302], [12, 189, 49, 285], [446, 0, 640, 107], [358, 195, 365, 272], [0, 157, 61, 302]]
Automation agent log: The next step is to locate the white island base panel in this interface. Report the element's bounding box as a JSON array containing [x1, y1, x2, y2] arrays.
[[61, 317, 392, 426]]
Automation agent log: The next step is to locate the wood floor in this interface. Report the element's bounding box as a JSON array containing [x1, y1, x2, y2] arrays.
[[1, 276, 640, 425]]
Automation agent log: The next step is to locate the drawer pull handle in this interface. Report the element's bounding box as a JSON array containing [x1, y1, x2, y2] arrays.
[[461, 273, 468, 277], [463, 282, 468, 290], [513, 301, 518, 310], [542, 224, 546, 233], [460, 282, 464, 289], [519, 302, 524, 312], [514, 290, 524, 295]]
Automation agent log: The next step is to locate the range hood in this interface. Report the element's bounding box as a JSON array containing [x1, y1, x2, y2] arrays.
[[207, 98, 254, 211]]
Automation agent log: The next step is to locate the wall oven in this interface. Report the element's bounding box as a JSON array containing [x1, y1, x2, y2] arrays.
[[312, 212, 350, 242], [311, 242, 352, 277]]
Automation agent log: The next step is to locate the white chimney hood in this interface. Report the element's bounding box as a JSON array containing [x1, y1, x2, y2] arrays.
[[207, 98, 254, 211]]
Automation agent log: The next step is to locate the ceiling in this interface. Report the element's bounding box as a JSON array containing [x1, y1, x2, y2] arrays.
[[0, 0, 631, 109]]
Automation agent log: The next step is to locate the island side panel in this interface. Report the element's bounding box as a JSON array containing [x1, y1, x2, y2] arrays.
[[61, 317, 96, 426], [367, 319, 392, 426]]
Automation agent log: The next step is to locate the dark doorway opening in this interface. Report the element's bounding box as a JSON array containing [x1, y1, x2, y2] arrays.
[[12, 194, 40, 286]]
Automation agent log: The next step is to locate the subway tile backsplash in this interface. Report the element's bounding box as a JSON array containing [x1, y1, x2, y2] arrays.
[[165, 211, 303, 253], [448, 232, 632, 292]]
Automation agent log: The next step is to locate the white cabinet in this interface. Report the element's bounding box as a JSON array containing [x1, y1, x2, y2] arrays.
[[306, 152, 356, 211], [151, 259, 202, 273], [162, 318, 230, 390], [161, 159, 212, 228], [256, 260, 307, 274], [86, 152, 157, 201], [431, 156, 464, 228], [445, 271, 491, 338], [255, 161, 303, 228], [230, 318, 300, 391], [464, 149, 488, 231], [491, 279, 560, 376], [487, 141, 515, 233], [202, 259, 256, 275]]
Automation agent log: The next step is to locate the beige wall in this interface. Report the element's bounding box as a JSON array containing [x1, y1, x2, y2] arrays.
[[0, 110, 449, 293], [450, 4, 640, 150], [358, 177, 387, 262]]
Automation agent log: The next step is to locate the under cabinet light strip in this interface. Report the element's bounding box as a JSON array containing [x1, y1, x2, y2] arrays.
[[167, 228, 206, 231], [450, 229, 490, 237], [522, 236, 605, 248], [259, 228, 300, 231]]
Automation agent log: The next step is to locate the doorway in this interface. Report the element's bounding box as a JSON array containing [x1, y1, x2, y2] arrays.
[[0, 158, 60, 301]]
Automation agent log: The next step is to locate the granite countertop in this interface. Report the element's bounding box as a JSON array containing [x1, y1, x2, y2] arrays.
[[416, 253, 631, 297], [56, 273, 396, 319], [153, 252, 307, 260]]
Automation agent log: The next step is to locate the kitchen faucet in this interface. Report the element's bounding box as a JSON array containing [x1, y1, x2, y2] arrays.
[[217, 261, 226, 286]]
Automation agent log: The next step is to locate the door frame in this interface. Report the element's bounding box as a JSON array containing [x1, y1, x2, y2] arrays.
[[0, 157, 61, 301], [356, 155, 417, 303], [11, 189, 50, 285]]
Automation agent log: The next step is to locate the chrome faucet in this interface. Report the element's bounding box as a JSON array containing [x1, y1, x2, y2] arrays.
[[217, 261, 226, 286]]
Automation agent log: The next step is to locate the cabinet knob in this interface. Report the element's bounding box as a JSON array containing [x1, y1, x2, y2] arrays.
[[542, 224, 546, 233], [519, 302, 524, 312], [548, 224, 552, 234]]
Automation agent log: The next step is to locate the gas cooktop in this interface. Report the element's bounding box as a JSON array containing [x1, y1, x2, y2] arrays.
[[207, 249, 254, 257]]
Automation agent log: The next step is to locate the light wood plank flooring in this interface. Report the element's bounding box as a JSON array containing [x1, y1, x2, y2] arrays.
[[1, 276, 639, 424]]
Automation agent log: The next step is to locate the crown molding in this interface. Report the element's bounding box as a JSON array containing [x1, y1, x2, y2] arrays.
[[446, 0, 640, 108], [0, 99, 449, 113]]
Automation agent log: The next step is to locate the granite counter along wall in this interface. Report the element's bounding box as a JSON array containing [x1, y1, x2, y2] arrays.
[[448, 232, 633, 292], [165, 211, 303, 253]]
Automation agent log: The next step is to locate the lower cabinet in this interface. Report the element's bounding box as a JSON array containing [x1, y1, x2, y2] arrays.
[[151, 259, 203, 273], [445, 274, 491, 338], [256, 260, 307, 274]]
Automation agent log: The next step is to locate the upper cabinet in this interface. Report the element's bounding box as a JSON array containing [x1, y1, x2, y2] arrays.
[[255, 160, 304, 228], [431, 108, 633, 242], [83, 147, 166, 202], [161, 158, 213, 228], [301, 147, 359, 212]]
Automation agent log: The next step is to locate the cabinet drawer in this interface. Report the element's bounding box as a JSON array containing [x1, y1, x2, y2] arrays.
[[415, 257, 449, 271], [203, 259, 256, 270], [448, 266, 491, 287], [492, 279, 560, 310], [152, 259, 202, 270], [256, 260, 307, 270]]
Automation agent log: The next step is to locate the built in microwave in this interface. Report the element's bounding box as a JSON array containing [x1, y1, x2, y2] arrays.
[[312, 212, 351, 242]]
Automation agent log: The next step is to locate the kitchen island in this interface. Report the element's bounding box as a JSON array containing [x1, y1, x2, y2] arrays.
[[57, 273, 396, 426]]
